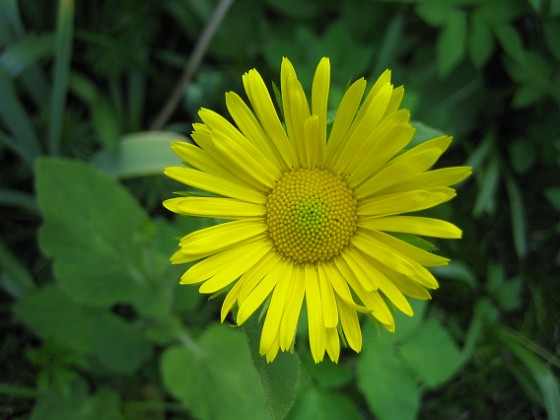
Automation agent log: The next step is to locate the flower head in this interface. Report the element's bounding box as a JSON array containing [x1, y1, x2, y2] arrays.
[[164, 58, 471, 363]]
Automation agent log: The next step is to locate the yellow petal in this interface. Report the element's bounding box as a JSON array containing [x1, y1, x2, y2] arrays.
[[333, 256, 394, 327], [264, 336, 280, 362], [221, 279, 245, 322], [380, 166, 472, 194], [259, 262, 292, 355], [197, 242, 270, 294], [225, 91, 284, 169], [357, 189, 456, 217], [285, 76, 311, 166], [279, 264, 306, 351], [163, 197, 264, 219], [335, 83, 394, 172], [180, 238, 270, 285], [347, 117, 413, 186], [237, 251, 279, 303], [351, 231, 418, 278], [358, 148, 442, 195], [325, 78, 367, 166], [242, 68, 297, 168], [359, 135, 453, 193], [311, 57, 330, 147], [318, 265, 338, 328], [178, 220, 267, 261], [360, 256, 414, 317], [281, 58, 298, 148], [368, 230, 450, 268], [237, 256, 283, 324], [358, 216, 462, 239], [385, 85, 404, 116], [211, 130, 280, 190], [342, 248, 379, 291], [165, 167, 266, 204], [171, 141, 244, 183], [325, 327, 340, 363], [336, 296, 362, 352], [303, 115, 325, 169], [375, 266, 432, 300], [305, 265, 326, 363]]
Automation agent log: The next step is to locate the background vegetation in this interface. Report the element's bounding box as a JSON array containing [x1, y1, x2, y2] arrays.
[[1, 0, 559, 418]]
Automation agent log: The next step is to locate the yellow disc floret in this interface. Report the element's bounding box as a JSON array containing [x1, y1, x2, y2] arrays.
[[266, 168, 357, 263]]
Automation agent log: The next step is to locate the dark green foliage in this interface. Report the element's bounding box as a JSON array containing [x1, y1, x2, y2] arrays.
[[1, 0, 559, 419]]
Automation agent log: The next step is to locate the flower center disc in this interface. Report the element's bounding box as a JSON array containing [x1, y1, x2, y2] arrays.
[[266, 168, 357, 263]]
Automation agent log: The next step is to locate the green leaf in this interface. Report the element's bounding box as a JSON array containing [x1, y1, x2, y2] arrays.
[[544, 20, 560, 61], [398, 318, 465, 388], [48, 0, 74, 155], [244, 316, 300, 420], [31, 378, 121, 420], [468, 15, 494, 68], [432, 260, 478, 289], [492, 22, 525, 63], [508, 139, 536, 174], [289, 389, 362, 420], [265, 23, 373, 90], [161, 324, 269, 419], [14, 285, 152, 374], [544, 187, 560, 211], [264, 0, 320, 19], [436, 10, 467, 77], [473, 153, 500, 216], [409, 120, 445, 148], [0, 237, 36, 298], [495, 275, 523, 311], [371, 11, 405, 77], [504, 172, 528, 258], [552, 0, 560, 16], [0, 70, 40, 166], [416, 0, 455, 26], [0, 34, 54, 77], [36, 158, 153, 308], [300, 354, 353, 390], [93, 131, 186, 178], [0, 0, 24, 43], [357, 338, 420, 420], [68, 72, 121, 153], [497, 328, 560, 420]]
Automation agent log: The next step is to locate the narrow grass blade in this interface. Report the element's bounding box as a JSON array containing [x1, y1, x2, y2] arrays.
[[0, 72, 40, 165], [497, 327, 560, 420], [0, 35, 55, 77], [48, 0, 75, 155], [0, 189, 38, 211], [504, 171, 527, 258], [0, 238, 36, 298], [0, 0, 25, 42]]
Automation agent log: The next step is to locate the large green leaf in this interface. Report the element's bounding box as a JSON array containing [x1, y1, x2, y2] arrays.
[[244, 316, 300, 420], [31, 378, 121, 420], [161, 324, 269, 419], [357, 333, 420, 420], [289, 389, 362, 420], [36, 158, 169, 311], [14, 285, 152, 373], [398, 318, 465, 388]]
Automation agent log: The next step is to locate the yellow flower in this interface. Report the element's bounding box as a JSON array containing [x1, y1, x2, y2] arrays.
[[164, 57, 471, 363]]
